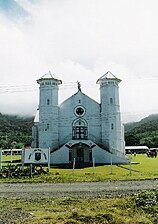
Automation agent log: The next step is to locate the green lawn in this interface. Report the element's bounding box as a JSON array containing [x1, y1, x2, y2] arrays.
[[0, 154, 158, 183], [2, 154, 21, 164], [0, 154, 158, 223], [42, 154, 158, 182]]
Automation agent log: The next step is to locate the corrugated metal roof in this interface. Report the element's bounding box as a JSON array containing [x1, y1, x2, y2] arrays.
[[125, 146, 149, 150]]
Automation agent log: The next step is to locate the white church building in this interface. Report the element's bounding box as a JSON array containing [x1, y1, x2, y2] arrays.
[[32, 71, 127, 166]]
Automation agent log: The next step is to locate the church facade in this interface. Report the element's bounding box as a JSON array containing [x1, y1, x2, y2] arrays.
[[32, 71, 127, 165]]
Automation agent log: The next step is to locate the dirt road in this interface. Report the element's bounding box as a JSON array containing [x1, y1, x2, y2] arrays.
[[0, 179, 158, 198]]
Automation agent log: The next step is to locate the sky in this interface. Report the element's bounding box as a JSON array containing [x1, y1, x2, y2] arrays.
[[0, 0, 158, 123]]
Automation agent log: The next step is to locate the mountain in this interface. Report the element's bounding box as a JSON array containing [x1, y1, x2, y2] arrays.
[[0, 113, 34, 149], [124, 113, 158, 147]]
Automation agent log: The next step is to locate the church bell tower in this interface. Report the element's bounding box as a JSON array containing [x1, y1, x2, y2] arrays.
[[97, 71, 125, 155], [37, 71, 62, 150]]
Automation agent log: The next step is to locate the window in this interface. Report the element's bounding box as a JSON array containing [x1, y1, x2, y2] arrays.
[[45, 123, 50, 131], [47, 99, 50, 105], [76, 107, 84, 116], [74, 106, 85, 116], [72, 127, 88, 139], [111, 123, 114, 130], [72, 119, 88, 140], [52, 82, 57, 86], [110, 98, 113, 104], [108, 81, 114, 85], [45, 81, 51, 85], [47, 124, 50, 130]]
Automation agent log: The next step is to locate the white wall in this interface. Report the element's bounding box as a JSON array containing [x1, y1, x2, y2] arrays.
[[50, 144, 128, 164], [50, 146, 69, 164], [59, 91, 101, 146], [92, 146, 128, 164]]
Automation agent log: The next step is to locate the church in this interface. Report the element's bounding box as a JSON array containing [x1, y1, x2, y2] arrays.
[[32, 71, 127, 165]]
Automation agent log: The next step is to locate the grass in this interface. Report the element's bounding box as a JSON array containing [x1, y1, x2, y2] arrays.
[[2, 154, 21, 165], [0, 154, 158, 183], [0, 154, 158, 223], [0, 191, 158, 223]]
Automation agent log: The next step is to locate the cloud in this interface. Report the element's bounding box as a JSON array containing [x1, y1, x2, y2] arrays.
[[0, 0, 29, 18], [0, 0, 158, 122]]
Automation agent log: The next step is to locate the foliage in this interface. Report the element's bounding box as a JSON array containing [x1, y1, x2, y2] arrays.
[[0, 164, 48, 178], [0, 113, 33, 149], [1, 112, 158, 149], [134, 190, 158, 208], [124, 113, 158, 147]]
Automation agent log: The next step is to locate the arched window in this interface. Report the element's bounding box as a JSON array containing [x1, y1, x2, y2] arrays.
[[72, 119, 88, 140]]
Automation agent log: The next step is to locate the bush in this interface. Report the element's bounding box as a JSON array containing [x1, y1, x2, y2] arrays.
[[134, 190, 158, 208]]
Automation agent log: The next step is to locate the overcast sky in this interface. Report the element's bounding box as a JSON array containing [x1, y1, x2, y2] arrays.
[[0, 0, 158, 123]]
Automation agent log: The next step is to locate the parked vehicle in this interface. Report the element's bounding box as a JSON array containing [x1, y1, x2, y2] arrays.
[[147, 148, 157, 158]]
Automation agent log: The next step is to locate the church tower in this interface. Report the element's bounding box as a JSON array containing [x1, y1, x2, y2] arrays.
[[37, 71, 62, 150], [97, 71, 125, 155]]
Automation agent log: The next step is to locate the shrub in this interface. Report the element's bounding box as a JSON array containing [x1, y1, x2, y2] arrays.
[[135, 190, 158, 208]]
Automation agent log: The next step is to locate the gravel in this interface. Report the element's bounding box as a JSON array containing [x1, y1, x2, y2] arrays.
[[0, 179, 158, 198]]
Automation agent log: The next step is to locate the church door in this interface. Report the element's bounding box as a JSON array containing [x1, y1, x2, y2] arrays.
[[76, 146, 84, 162]]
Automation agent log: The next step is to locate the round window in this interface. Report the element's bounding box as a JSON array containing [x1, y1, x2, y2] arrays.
[[75, 106, 85, 116]]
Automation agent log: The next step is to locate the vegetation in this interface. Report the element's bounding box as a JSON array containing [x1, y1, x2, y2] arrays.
[[1, 154, 158, 183], [0, 163, 48, 179], [0, 113, 33, 149], [0, 190, 158, 223], [0, 113, 158, 223], [124, 113, 158, 147], [0, 112, 158, 149]]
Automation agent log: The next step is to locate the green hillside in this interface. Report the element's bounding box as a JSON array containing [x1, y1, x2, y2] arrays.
[[0, 113, 34, 149], [0, 112, 158, 149], [124, 113, 158, 147]]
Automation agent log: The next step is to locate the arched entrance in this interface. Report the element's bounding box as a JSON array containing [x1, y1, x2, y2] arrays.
[[66, 139, 96, 167], [68, 142, 95, 166]]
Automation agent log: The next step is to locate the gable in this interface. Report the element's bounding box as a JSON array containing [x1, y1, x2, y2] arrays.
[[59, 90, 100, 120], [58, 90, 101, 143]]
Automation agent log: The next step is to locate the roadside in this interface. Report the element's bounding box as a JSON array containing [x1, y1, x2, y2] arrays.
[[0, 179, 158, 198], [0, 180, 158, 223]]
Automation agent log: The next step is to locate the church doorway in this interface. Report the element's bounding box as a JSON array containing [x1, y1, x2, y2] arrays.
[[69, 143, 92, 166], [76, 144, 84, 162]]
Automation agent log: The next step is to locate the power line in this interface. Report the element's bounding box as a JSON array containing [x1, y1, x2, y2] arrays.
[[0, 82, 98, 94], [1, 74, 158, 91]]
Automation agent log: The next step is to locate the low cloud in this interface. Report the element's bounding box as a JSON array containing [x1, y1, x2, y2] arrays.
[[0, 0, 158, 122]]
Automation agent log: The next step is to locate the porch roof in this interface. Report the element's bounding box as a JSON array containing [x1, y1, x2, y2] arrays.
[[65, 140, 96, 148]]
